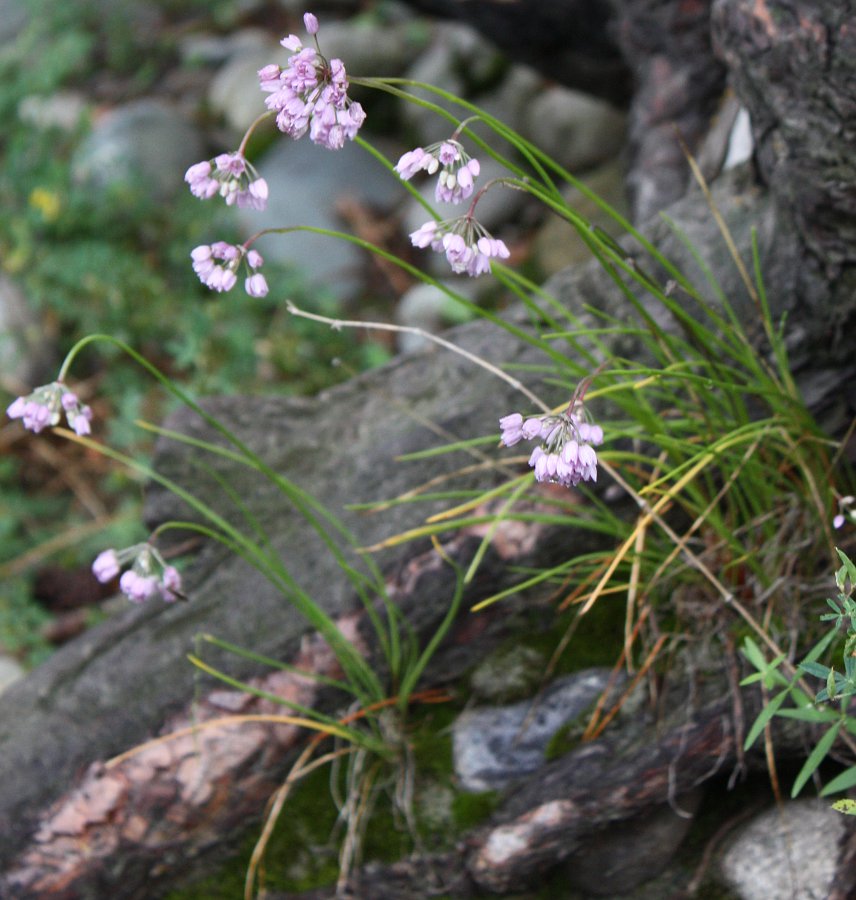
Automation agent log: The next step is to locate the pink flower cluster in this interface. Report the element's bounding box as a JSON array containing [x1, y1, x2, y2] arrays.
[[410, 218, 510, 277], [7, 382, 92, 436], [184, 152, 268, 210], [499, 408, 604, 488], [92, 544, 183, 603], [395, 140, 481, 205], [258, 12, 365, 150], [191, 242, 268, 297]]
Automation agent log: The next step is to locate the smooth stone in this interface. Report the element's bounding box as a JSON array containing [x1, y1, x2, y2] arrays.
[[238, 133, 404, 300], [400, 22, 502, 147], [0, 276, 57, 388], [719, 799, 845, 900], [468, 65, 544, 160], [452, 669, 617, 792], [531, 157, 630, 276], [313, 19, 426, 80], [208, 43, 280, 135], [0, 0, 28, 44], [524, 86, 626, 174], [71, 99, 205, 203], [565, 790, 704, 896], [179, 27, 273, 66]]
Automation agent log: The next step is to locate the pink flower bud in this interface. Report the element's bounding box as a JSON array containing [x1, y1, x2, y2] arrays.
[[303, 12, 319, 34]]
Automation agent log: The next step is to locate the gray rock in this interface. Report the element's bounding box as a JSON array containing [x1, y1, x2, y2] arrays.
[[71, 100, 205, 203], [400, 22, 502, 146], [238, 133, 404, 299], [453, 669, 618, 792], [0, 656, 24, 696], [531, 157, 630, 277], [565, 790, 704, 896], [208, 42, 280, 135], [466, 65, 543, 162], [524, 86, 626, 174], [719, 799, 845, 900], [314, 19, 426, 80], [179, 27, 273, 67], [0, 276, 57, 388], [0, 0, 28, 45]]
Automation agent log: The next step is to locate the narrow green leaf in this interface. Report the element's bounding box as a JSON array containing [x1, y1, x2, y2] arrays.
[[822, 765, 856, 796], [741, 636, 768, 671], [744, 689, 789, 749], [791, 721, 842, 798], [775, 705, 839, 724], [800, 661, 832, 680]]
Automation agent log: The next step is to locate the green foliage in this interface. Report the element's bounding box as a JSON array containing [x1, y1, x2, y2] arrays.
[[1, 1, 392, 666], [0, 578, 53, 667], [742, 551, 856, 802]]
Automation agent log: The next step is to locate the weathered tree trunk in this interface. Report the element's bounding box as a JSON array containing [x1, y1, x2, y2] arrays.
[[1, 1, 855, 897], [400, 0, 728, 221], [270, 680, 823, 899]]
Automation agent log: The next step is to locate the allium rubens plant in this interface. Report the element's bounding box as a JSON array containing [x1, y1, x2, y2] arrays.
[[6, 7, 856, 896]]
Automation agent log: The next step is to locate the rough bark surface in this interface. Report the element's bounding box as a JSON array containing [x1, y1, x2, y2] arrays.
[[713, 0, 856, 357], [610, 0, 726, 221]]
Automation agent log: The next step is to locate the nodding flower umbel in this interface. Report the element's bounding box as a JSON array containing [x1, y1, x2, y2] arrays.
[[500, 403, 604, 488], [409, 217, 510, 277], [191, 242, 269, 297], [92, 544, 185, 603], [7, 382, 92, 436], [395, 139, 481, 205], [184, 152, 268, 211]]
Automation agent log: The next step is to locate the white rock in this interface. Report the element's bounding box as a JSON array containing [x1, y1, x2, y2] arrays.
[[724, 106, 754, 171], [394, 281, 478, 353], [0, 655, 24, 695], [18, 92, 88, 131], [720, 799, 845, 900]]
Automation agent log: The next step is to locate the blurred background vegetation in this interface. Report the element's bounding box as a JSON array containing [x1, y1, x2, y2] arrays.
[[0, 0, 409, 666]]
